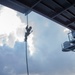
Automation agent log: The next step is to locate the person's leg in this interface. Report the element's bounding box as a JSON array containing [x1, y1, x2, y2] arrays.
[[25, 33, 27, 41]]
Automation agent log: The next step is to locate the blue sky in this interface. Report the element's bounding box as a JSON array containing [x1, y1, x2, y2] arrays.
[[0, 5, 75, 75]]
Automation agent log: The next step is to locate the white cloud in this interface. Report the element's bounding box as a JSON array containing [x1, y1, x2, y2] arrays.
[[0, 6, 25, 47], [16, 26, 25, 42], [28, 33, 35, 56], [0, 6, 35, 55], [0, 34, 7, 46], [63, 28, 70, 33], [6, 32, 16, 48]]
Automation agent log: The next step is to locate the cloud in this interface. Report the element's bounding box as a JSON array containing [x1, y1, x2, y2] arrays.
[[0, 5, 35, 56], [28, 33, 35, 56], [16, 26, 25, 42], [63, 28, 70, 33], [0, 6, 24, 45], [0, 31, 75, 75], [6, 33, 16, 48], [0, 5, 75, 75], [0, 42, 26, 75], [24, 12, 75, 75]]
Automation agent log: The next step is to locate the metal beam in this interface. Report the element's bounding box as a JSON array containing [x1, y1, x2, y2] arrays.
[[25, 0, 42, 15], [52, 4, 75, 18], [67, 10, 75, 16], [60, 14, 71, 21], [32, 6, 73, 30], [66, 0, 72, 4], [66, 18, 75, 27], [0, 0, 29, 13], [53, 0, 65, 8], [41, 2, 56, 12], [67, 0, 75, 4], [5, 0, 42, 15], [68, 25, 75, 30]]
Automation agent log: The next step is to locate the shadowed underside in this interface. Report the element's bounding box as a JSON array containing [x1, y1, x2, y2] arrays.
[[0, 0, 75, 30]]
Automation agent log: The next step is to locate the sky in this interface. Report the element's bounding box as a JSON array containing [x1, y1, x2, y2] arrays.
[[0, 4, 75, 75]]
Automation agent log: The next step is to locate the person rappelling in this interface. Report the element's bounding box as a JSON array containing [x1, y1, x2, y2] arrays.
[[24, 15, 32, 75], [25, 25, 33, 41]]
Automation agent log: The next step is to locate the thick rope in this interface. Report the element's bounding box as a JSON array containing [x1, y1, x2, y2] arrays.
[[25, 15, 29, 75], [27, 15, 28, 26], [25, 40, 29, 75]]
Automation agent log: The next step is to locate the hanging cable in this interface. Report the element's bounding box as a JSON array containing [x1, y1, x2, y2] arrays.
[[25, 40, 29, 75], [27, 15, 28, 26], [25, 14, 33, 75], [25, 15, 29, 75]]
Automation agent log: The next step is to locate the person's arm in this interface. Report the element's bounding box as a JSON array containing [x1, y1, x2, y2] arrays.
[[26, 25, 28, 30]]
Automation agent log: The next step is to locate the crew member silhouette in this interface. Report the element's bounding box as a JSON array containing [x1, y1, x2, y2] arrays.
[[25, 25, 32, 41]]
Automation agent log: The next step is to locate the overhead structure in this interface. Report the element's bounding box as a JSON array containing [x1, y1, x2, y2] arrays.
[[1, 0, 75, 30], [62, 31, 75, 52]]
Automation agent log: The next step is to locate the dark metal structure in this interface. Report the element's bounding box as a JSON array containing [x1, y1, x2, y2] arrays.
[[62, 31, 75, 52], [1, 0, 75, 30]]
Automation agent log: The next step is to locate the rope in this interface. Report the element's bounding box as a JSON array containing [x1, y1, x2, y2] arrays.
[[25, 15, 29, 75], [25, 41, 29, 75], [27, 15, 28, 26]]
